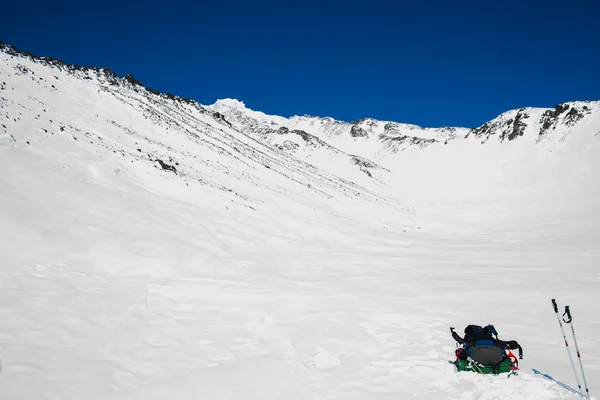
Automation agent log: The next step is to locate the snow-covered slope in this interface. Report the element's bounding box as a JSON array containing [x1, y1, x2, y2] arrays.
[[208, 94, 600, 223], [1, 42, 599, 400], [208, 97, 600, 162]]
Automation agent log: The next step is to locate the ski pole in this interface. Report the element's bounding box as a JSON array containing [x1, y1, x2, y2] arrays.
[[532, 369, 586, 398], [563, 306, 590, 400], [551, 299, 582, 394]]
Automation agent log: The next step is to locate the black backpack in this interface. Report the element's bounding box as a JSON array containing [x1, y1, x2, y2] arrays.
[[464, 324, 498, 343], [453, 324, 523, 370]]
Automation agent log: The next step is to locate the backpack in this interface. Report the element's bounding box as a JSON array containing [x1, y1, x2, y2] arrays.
[[464, 324, 498, 344], [462, 324, 506, 365], [453, 324, 521, 374]]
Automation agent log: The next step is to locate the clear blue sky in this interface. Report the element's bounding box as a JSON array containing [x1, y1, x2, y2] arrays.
[[1, 0, 598, 127]]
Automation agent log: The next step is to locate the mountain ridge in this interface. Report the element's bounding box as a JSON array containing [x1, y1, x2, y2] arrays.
[[2, 40, 599, 211], [2, 40, 597, 140], [0, 41, 406, 218]]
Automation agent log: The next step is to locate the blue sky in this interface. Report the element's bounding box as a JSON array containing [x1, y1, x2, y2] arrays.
[[1, 0, 599, 127]]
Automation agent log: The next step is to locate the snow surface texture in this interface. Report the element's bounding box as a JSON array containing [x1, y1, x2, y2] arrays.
[[1, 42, 599, 399]]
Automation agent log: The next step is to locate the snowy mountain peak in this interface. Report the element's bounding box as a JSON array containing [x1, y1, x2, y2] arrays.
[[211, 98, 247, 110], [2, 40, 599, 183], [2, 40, 597, 154], [465, 101, 599, 144]]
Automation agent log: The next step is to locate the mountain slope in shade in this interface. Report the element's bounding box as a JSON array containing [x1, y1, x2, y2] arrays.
[[1, 42, 599, 400]]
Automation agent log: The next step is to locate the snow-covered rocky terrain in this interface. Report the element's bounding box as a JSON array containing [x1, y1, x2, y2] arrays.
[[1, 41, 599, 399]]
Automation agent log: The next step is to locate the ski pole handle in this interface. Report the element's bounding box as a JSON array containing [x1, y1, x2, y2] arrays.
[[552, 299, 558, 313], [563, 306, 572, 323]]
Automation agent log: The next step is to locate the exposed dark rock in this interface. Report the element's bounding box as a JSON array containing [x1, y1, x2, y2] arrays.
[[556, 103, 570, 114], [102, 68, 117, 80], [125, 74, 142, 86], [349, 155, 389, 178], [470, 122, 491, 139], [538, 102, 580, 136], [155, 159, 177, 173], [212, 112, 231, 126], [470, 109, 530, 142], [350, 156, 377, 169], [350, 125, 368, 138], [506, 109, 529, 141], [1, 41, 209, 110], [540, 114, 554, 132], [440, 126, 458, 133], [382, 134, 436, 147], [564, 107, 584, 126], [276, 127, 289, 135], [292, 129, 315, 142], [288, 130, 336, 150], [14, 64, 32, 75], [275, 140, 299, 151]]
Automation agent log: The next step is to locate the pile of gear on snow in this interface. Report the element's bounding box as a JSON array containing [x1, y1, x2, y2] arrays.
[[450, 324, 522, 375]]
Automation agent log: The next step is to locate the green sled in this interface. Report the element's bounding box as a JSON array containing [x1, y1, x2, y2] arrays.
[[454, 359, 513, 374]]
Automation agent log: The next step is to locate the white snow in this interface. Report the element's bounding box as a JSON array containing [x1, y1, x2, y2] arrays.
[[1, 46, 599, 399]]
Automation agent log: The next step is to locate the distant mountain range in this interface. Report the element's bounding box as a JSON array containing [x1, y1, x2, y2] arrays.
[[2, 40, 599, 205]]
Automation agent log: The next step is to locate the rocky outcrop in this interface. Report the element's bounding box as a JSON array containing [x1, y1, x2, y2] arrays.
[[124, 73, 143, 86], [349, 155, 388, 178], [538, 103, 593, 136], [350, 125, 368, 138], [155, 159, 177, 173], [0, 41, 200, 106], [275, 140, 300, 151], [381, 134, 436, 147], [212, 111, 232, 127], [505, 109, 529, 141], [469, 108, 531, 142]]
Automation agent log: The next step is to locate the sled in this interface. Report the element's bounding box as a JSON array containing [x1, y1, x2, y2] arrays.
[[454, 358, 513, 374]]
